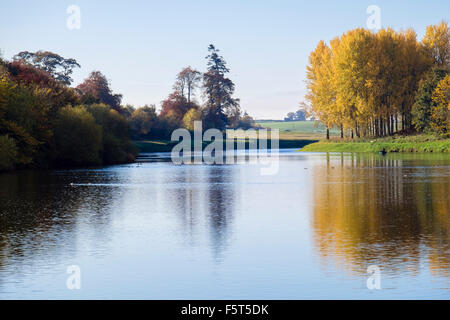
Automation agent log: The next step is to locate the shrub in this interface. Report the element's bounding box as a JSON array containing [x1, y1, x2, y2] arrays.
[[0, 135, 18, 170], [129, 105, 158, 139], [86, 104, 137, 163], [53, 106, 102, 166], [412, 68, 449, 132], [182, 108, 202, 131], [430, 75, 450, 134]]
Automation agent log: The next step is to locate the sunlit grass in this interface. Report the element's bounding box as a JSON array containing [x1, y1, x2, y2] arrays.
[[301, 134, 450, 153]]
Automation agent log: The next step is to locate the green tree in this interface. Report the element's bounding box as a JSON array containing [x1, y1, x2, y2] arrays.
[[53, 106, 102, 166], [129, 105, 158, 138], [0, 75, 40, 165], [0, 135, 18, 171], [87, 104, 136, 164], [13, 51, 81, 85], [202, 44, 240, 130], [412, 68, 449, 132], [235, 112, 256, 129]]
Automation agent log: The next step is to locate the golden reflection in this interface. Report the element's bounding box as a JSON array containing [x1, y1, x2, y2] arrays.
[[311, 154, 449, 277]]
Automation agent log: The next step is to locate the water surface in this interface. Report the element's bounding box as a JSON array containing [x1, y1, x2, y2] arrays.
[[0, 150, 448, 299]]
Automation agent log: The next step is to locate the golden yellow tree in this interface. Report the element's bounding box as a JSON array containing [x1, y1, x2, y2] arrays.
[[395, 29, 431, 131], [304, 22, 447, 138], [306, 41, 338, 139], [422, 21, 450, 68], [431, 74, 450, 133], [182, 108, 202, 131], [334, 28, 374, 137]]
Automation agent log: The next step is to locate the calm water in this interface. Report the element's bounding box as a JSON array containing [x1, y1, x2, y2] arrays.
[[0, 150, 448, 299]]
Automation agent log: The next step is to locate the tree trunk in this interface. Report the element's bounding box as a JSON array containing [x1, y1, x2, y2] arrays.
[[326, 128, 330, 140], [187, 86, 191, 104], [387, 115, 391, 136], [340, 124, 344, 139], [379, 117, 383, 137]]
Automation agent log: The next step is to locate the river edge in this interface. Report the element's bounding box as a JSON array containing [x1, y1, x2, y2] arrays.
[[135, 138, 318, 153], [300, 135, 450, 153]]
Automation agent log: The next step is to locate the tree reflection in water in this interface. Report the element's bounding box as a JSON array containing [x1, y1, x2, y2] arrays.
[[311, 153, 449, 278]]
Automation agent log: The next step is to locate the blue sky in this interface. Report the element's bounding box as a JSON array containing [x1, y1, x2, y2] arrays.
[[0, 0, 448, 119]]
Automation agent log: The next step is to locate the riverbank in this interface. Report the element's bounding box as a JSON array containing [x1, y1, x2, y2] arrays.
[[300, 134, 450, 153], [135, 134, 317, 153]]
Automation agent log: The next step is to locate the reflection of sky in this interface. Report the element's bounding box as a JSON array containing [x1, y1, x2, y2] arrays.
[[0, 152, 448, 299], [1, 0, 449, 118]]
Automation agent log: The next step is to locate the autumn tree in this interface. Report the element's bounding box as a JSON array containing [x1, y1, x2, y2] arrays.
[[395, 29, 430, 131], [13, 51, 80, 85], [430, 74, 450, 133], [129, 105, 158, 138], [182, 108, 202, 131], [422, 21, 450, 68], [159, 92, 192, 127], [306, 40, 338, 139], [174, 67, 201, 104], [305, 22, 444, 138], [412, 68, 448, 132], [77, 71, 123, 112], [6, 60, 80, 117]]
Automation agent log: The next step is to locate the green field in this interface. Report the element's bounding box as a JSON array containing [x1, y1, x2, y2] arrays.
[[255, 120, 339, 140], [135, 121, 337, 153]]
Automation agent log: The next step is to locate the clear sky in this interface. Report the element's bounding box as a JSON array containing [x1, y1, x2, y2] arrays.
[[0, 0, 448, 119]]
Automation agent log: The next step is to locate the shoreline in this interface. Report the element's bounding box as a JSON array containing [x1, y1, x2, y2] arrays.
[[300, 135, 450, 153], [135, 138, 318, 153]]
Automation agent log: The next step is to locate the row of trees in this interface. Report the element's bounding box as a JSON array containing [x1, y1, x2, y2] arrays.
[[0, 51, 136, 170], [0, 45, 255, 170], [284, 108, 307, 121], [306, 21, 449, 139], [126, 45, 255, 141]]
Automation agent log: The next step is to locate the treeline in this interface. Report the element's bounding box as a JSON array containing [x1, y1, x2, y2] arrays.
[[306, 21, 449, 139], [0, 45, 255, 171], [0, 52, 137, 171], [125, 44, 255, 141], [284, 107, 307, 122]]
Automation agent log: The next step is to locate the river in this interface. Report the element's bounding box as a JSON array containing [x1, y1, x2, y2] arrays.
[[0, 150, 448, 299]]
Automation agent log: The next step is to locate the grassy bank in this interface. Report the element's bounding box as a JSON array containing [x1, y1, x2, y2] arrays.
[[301, 134, 450, 153], [135, 140, 177, 153], [135, 138, 317, 153], [135, 121, 345, 153]]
